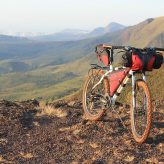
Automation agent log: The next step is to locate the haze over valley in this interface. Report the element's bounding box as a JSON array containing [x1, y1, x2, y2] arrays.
[[0, 17, 163, 102]]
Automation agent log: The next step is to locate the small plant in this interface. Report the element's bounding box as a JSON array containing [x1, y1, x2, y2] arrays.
[[37, 104, 67, 118]]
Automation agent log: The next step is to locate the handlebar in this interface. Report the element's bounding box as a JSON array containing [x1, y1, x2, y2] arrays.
[[96, 44, 164, 64], [101, 44, 164, 52], [102, 44, 125, 50], [154, 47, 164, 51]]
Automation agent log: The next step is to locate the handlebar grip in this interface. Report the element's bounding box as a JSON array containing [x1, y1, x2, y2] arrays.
[[102, 44, 112, 48], [155, 47, 164, 51]]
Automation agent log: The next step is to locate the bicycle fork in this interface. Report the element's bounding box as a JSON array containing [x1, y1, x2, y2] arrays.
[[132, 72, 136, 109], [132, 71, 146, 111]]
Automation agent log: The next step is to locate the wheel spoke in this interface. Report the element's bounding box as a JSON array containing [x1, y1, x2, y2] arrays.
[[134, 87, 147, 136], [131, 80, 151, 143], [83, 71, 109, 120]]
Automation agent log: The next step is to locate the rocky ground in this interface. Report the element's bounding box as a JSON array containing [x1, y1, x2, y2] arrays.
[[0, 99, 163, 164]]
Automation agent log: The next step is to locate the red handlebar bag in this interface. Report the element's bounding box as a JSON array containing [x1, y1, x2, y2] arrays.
[[132, 53, 155, 71]]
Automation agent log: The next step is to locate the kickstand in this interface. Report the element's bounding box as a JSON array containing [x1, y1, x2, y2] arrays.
[[111, 105, 131, 133]]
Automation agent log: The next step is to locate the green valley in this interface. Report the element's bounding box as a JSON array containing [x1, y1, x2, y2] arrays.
[[0, 17, 163, 103]]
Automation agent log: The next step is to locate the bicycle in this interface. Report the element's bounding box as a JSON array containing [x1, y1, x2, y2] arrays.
[[82, 44, 164, 144]]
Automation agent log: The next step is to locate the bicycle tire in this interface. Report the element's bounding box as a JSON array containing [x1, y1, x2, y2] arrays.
[[130, 80, 152, 144], [82, 70, 109, 121]]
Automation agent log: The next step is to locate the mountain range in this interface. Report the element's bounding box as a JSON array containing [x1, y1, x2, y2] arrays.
[[29, 22, 126, 42], [0, 17, 163, 102]]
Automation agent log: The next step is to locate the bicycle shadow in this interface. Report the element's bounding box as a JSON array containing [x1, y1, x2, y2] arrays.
[[146, 121, 164, 145], [153, 121, 164, 129], [20, 109, 53, 130], [146, 133, 164, 144], [101, 113, 164, 145]]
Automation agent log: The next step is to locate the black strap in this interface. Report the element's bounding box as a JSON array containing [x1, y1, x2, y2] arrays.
[[133, 50, 154, 70]]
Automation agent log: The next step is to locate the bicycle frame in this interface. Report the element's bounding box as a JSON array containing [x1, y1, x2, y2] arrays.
[[84, 44, 160, 143], [92, 66, 147, 106]]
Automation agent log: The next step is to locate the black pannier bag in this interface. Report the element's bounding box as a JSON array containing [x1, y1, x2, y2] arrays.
[[122, 49, 163, 71], [95, 45, 110, 66]]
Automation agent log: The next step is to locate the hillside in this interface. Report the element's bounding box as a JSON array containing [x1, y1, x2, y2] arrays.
[[0, 17, 163, 68], [0, 61, 32, 73], [102, 17, 164, 47], [0, 99, 163, 163], [0, 17, 163, 102]]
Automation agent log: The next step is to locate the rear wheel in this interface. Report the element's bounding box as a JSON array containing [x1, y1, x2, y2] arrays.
[[82, 70, 109, 121], [130, 80, 152, 144]]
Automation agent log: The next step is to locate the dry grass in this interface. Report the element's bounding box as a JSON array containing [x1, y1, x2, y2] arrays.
[[89, 143, 99, 149], [37, 104, 67, 118], [0, 156, 6, 162], [124, 155, 135, 162], [19, 152, 33, 159], [0, 156, 13, 163], [0, 138, 8, 145], [59, 123, 81, 132]]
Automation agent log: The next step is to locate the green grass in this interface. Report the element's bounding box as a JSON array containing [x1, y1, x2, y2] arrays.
[[0, 63, 82, 102], [0, 76, 84, 102]]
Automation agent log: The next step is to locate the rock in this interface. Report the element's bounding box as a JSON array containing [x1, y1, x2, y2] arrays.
[[90, 143, 99, 149], [68, 101, 76, 107], [124, 155, 135, 162]]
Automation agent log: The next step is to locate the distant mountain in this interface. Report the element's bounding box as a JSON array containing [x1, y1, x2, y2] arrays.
[[0, 35, 29, 43], [0, 32, 47, 37], [30, 22, 126, 42], [0, 17, 163, 68], [88, 22, 125, 37], [105, 22, 126, 32], [29, 29, 89, 42], [60, 29, 89, 35]]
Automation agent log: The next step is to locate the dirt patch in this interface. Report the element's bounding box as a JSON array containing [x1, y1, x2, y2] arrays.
[[0, 99, 163, 163]]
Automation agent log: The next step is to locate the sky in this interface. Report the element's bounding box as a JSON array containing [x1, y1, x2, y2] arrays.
[[0, 0, 164, 34]]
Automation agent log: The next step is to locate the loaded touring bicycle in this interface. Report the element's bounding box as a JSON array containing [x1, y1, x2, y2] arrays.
[[82, 44, 164, 144]]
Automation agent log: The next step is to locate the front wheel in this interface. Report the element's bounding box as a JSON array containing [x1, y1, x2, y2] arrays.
[[82, 70, 109, 121], [130, 80, 152, 144]]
